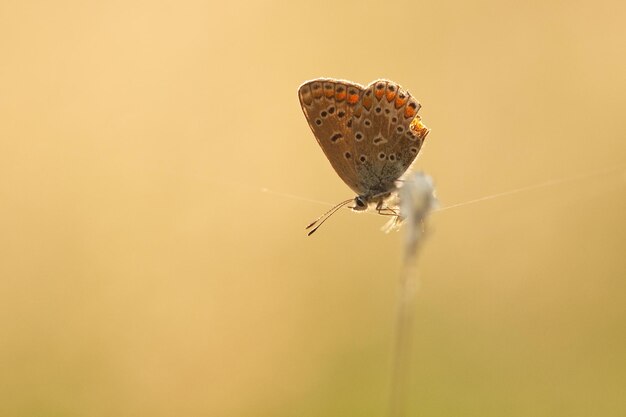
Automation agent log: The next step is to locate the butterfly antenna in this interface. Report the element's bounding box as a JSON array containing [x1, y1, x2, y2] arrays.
[[305, 198, 353, 236]]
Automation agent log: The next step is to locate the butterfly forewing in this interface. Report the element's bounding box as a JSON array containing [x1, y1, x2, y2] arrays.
[[298, 79, 365, 194]]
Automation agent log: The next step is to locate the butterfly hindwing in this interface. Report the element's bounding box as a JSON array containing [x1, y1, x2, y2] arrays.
[[349, 80, 430, 195]]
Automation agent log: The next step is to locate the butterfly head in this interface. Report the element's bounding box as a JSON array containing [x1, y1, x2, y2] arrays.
[[352, 195, 369, 211]]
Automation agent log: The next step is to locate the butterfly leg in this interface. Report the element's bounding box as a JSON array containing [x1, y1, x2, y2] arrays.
[[375, 200, 400, 217]]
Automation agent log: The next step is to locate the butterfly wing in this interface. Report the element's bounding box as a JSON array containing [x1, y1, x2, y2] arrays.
[[298, 79, 366, 195], [350, 79, 430, 195]]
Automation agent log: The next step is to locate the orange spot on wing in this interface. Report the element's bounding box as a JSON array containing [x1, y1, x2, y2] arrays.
[[374, 89, 384, 99], [347, 93, 359, 104], [395, 97, 407, 108], [410, 117, 430, 139], [386, 91, 396, 101], [404, 106, 416, 118], [324, 88, 334, 98], [362, 96, 372, 109], [335, 91, 346, 101]]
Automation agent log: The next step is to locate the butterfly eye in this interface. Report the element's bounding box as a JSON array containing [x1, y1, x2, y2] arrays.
[[355, 197, 366, 207]]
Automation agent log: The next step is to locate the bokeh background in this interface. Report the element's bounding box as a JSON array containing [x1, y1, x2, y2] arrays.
[[1, 0, 625, 416]]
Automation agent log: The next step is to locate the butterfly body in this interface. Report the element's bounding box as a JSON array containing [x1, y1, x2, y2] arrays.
[[298, 78, 430, 233]]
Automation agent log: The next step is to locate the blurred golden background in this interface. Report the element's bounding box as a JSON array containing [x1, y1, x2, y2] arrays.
[[1, 0, 625, 416]]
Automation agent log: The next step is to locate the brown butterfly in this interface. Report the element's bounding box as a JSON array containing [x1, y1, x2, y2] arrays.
[[298, 78, 430, 235]]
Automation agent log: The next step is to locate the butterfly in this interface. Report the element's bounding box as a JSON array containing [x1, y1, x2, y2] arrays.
[[298, 78, 430, 235]]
